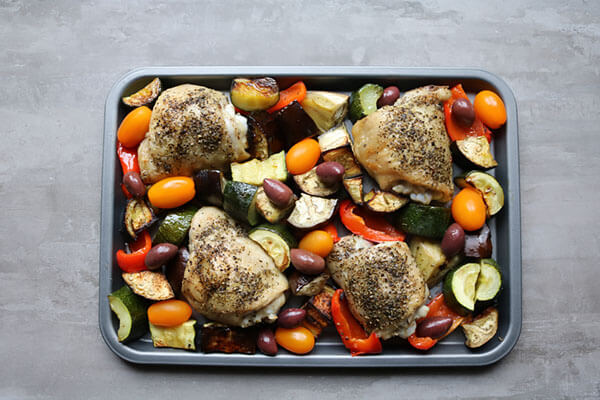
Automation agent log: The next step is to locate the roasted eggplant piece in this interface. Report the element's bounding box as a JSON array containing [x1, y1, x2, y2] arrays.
[[300, 91, 349, 132], [342, 176, 364, 205], [122, 77, 161, 107], [364, 190, 408, 213], [287, 194, 338, 229], [250, 111, 284, 154], [317, 124, 351, 153], [149, 320, 196, 350], [201, 323, 257, 354], [288, 270, 330, 297], [450, 136, 498, 170], [464, 223, 492, 258], [246, 115, 269, 160], [300, 286, 335, 337], [293, 167, 340, 197], [276, 101, 319, 149], [322, 147, 362, 178], [166, 247, 188, 298], [194, 170, 226, 206], [124, 198, 155, 238], [230, 77, 279, 111], [122, 270, 175, 301], [255, 186, 296, 223], [462, 307, 499, 348]]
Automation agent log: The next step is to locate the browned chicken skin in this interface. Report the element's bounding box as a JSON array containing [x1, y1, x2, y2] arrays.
[[138, 84, 250, 184], [352, 85, 453, 203]]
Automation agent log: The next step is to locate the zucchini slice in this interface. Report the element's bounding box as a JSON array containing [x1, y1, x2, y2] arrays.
[[122, 271, 175, 301], [249, 224, 296, 271], [317, 124, 351, 153], [300, 91, 349, 132], [450, 136, 498, 170], [476, 259, 502, 301], [149, 320, 197, 350], [349, 83, 383, 122], [396, 203, 451, 239], [153, 206, 198, 246], [107, 285, 148, 342], [287, 194, 338, 229], [254, 186, 295, 223], [223, 181, 261, 226], [443, 262, 481, 314], [455, 171, 505, 217], [294, 167, 340, 197], [230, 150, 287, 186]]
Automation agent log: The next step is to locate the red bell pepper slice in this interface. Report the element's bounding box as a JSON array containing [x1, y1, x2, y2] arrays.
[[322, 222, 341, 243], [443, 84, 492, 143], [331, 289, 382, 356], [267, 81, 307, 114], [339, 200, 405, 243], [407, 293, 466, 351], [115, 230, 151, 273], [117, 141, 141, 198]]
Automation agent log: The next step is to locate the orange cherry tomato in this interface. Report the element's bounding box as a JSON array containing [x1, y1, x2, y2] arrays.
[[285, 138, 321, 175], [147, 300, 192, 327], [117, 106, 152, 147], [451, 187, 487, 231], [299, 230, 334, 258], [275, 326, 315, 354], [147, 176, 195, 209], [473, 91, 506, 130]]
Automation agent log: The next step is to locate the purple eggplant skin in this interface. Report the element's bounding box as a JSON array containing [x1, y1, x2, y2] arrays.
[[194, 170, 224, 206], [166, 247, 189, 298], [275, 101, 319, 149], [464, 223, 492, 258]]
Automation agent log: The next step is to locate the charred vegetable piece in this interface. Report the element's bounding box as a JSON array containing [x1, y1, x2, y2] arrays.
[[231, 151, 287, 185], [343, 176, 364, 205], [124, 198, 155, 239], [250, 111, 284, 154], [300, 286, 335, 337], [108, 285, 148, 342], [455, 171, 505, 217], [194, 169, 226, 207], [288, 270, 330, 297], [122, 77, 161, 107], [166, 247, 188, 298], [122, 270, 174, 301], [294, 167, 340, 197], [450, 136, 498, 170], [364, 190, 408, 213], [462, 307, 499, 348], [287, 194, 338, 229], [246, 114, 269, 160], [322, 147, 362, 178], [300, 91, 349, 132], [255, 186, 295, 223], [201, 323, 257, 354], [464, 223, 493, 258], [230, 77, 279, 111], [149, 320, 196, 350], [276, 101, 319, 149], [317, 124, 351, 153]]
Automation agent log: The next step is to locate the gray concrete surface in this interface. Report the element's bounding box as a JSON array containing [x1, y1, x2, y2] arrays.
[[1, 0, 599, 398]]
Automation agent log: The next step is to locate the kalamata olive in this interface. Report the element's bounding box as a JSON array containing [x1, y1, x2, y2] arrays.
[[441, 223, 465, 257], [263, 178, 293, 208], [290, 249, 325, 275], [145, 243, 178, 270], [377, 86, 400, 108], [257, 327, 278, 356], [277, 308, 306, 328], [416, 316, 453, 339], [123, 171, 146, 198], [451, 98, 476, 127], [464, 223, 492, 258], [166, 247, 188, 297], [316, 161, 345, 185]]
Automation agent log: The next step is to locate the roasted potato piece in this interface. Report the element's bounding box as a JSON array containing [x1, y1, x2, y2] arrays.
[[124, 198, 155, 238], [230, 77, 279, 111], [122, 77, 161, 107], [201, 323, 257, 354]]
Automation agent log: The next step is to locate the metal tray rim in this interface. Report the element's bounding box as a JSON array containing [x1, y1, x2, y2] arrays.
[[100, 66, 521, 367]]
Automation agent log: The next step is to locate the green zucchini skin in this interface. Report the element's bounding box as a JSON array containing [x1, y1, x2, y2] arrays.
[[250, 223, 297, 248], [107, 285, 148, 342], [153, 206, 199, 246], [454, 171, 505, 217], [223, 181, 261, 226], [349, 84, 383, 122], [442, 263, 480, 316], [396, 203, 451, 239]]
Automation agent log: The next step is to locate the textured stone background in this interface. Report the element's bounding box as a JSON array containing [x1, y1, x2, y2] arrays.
[[1, 0, 599, 398]]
